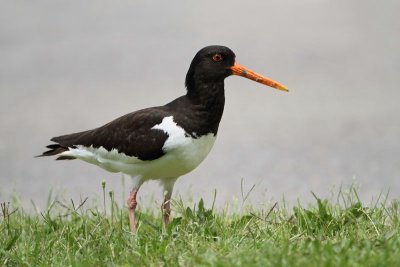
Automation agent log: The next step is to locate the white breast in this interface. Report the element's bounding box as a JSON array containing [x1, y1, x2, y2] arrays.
[[60, 116, 216, 180]]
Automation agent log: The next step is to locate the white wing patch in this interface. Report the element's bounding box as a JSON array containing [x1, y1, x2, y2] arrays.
[[152, 116, 191, 151]]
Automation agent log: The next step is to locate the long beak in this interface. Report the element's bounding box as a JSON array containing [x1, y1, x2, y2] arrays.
[[230, 62, 288, 92]]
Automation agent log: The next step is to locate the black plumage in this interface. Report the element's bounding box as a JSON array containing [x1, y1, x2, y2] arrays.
[[43, 108, 169, 161]]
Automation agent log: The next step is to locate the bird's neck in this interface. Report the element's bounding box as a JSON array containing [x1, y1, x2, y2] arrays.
[[187, 79, 224, 106], [185, 80, 225, 134]]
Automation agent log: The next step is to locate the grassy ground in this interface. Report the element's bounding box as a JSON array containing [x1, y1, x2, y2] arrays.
[[1, 187, 399, 267]]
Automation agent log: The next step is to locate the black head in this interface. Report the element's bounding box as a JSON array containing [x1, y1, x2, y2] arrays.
[[185, 45, 236, 89], [185, 45, 288, 93]]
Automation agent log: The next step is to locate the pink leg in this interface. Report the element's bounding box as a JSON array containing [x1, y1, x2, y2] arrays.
[[161, 197, 171, 227], [161, 177, 177, 229], [127, 189, 138, 232]]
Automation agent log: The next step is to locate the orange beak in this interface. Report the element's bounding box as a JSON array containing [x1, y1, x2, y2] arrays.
[[230, 62, 288, 92]]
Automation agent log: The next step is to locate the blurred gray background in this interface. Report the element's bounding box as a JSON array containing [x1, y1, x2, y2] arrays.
[[1, 0, 399, 210]]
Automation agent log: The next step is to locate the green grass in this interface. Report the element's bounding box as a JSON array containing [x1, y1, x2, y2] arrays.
[[1, 187, 399, 267]]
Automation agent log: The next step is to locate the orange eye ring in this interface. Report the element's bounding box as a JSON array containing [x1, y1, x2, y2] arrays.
[[212, 54, 223, 62]]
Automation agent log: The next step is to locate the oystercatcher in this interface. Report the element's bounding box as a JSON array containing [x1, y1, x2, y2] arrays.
[[38, 45, 288, 232]]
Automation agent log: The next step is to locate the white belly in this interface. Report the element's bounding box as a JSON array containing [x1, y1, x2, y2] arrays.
[[59, 116, 216, 179]]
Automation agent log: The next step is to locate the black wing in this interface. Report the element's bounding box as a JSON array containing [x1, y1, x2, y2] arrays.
[[38, 107, 170, 161]]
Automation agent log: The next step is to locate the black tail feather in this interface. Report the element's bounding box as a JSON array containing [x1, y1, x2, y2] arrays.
[[36, 143, 76, 160], [46, 144, 62, 149], [37, 130, 88, 160], [56, 155, 76, 160]]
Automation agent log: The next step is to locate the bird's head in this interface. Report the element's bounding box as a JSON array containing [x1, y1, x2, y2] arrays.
[[185, 45, 288, 92]]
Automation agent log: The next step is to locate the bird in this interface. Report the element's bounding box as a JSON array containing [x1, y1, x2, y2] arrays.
[[38, 45, 288, 232]]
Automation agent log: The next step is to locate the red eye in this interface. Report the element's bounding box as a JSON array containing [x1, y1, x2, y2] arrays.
[[212, 54, 223, 62]]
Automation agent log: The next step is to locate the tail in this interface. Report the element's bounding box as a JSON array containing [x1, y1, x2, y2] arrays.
[[36, 130, 90, 160], [36, 144, 76, 160]]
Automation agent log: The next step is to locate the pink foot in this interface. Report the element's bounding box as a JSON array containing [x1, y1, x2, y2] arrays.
[[127, 190, 138, 232]]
